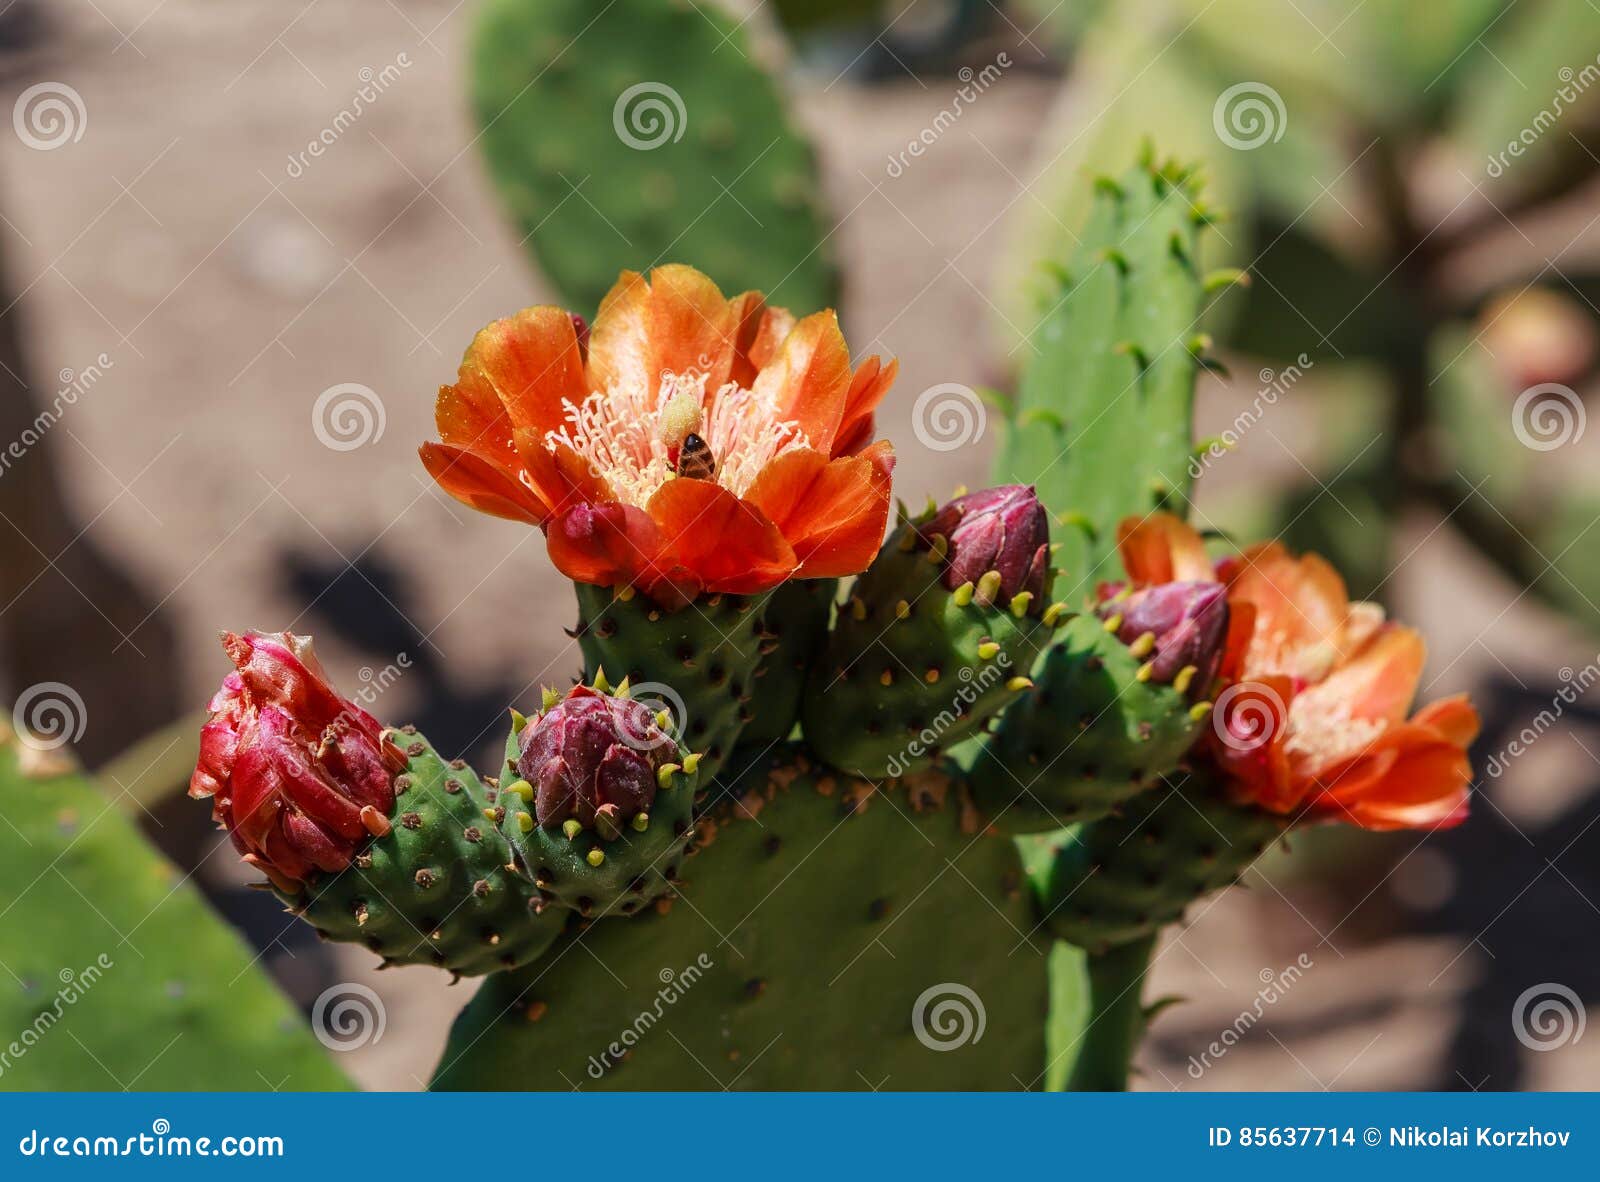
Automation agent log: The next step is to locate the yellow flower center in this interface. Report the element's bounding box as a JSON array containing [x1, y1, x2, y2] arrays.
[[546, 368, 811, 507]]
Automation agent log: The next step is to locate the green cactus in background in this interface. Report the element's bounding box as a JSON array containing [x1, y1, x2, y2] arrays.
[[472, 0, 837, 313], [0, 729, 349, 1090]]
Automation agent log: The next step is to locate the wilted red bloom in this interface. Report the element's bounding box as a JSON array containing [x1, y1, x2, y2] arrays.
[[189, 631, 406, 890], [420, 265, 897, 608], [919, 484, 1049, 605], [516, 685, 676, 832], [1117, 513, 1478, 831]]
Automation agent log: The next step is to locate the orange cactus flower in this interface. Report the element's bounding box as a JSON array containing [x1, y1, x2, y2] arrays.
[[1116, 512, 1478, 831], [420, 265, 897, 608]]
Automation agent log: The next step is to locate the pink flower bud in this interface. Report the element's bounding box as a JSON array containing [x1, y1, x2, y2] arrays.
[[516, 685, 677, 830]]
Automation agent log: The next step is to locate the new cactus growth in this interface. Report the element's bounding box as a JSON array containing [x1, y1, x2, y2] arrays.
[[497, 680, 701, 918], [803, 486, 1053, 777]]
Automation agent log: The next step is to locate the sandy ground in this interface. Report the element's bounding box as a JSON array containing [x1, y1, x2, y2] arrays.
[[3, 0, 1597, 1091]]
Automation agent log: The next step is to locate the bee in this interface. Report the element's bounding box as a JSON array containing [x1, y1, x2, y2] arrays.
[[675, 432, 717, 481]]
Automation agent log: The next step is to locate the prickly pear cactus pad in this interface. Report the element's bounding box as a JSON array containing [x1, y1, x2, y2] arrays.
[[0, 731, 349, 1091], [956, 613, 1215, 834], [472, 0, 837, 312], [739, 578, 838, 748], [803, 489, 1053, 779], [574, 584, 769, 784], [287, 728, 567, 977], [431, 750, 1051, 1090], [1017, 773, 1287, 954]]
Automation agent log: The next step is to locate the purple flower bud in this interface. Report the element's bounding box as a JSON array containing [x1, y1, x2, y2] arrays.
[[1098, 580, 1229, 697], [515, 685, 677, 830], [919, 484, 1049, 608]]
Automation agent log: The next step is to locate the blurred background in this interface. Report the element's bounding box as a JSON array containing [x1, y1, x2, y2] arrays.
[[3, 0, 1599, 1089]]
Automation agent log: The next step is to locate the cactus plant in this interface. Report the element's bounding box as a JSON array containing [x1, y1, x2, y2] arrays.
[[126, 150, 1480, 1094], [472, 0, 837, 313]]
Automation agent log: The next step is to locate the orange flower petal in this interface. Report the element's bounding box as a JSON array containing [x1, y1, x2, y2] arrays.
[[463, 306, 587, 436], [435, 367, 516, 470], [1223, 544, 1353, 682], [645, 264, 737, 399], [587, 269, 651, 397], [1316, 736, 1471, 830], [835, 356, 899, 457], [746, 442, 895, 578], [646, 478, 798, 595], [1413, 694, 1480, 749], [1116, 512, 1215, 584], [752, 310, 853, 454], [513, 428, 612, 517], [727, 291, 768, 390], [547, 502, 677, 594], [1292, 625, 1425, 731], [419, 442, 547, 525]]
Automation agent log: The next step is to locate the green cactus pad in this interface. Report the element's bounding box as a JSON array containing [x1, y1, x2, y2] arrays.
[[0, 732, 349, 1090], [431, 748, 1053, 1090], [956, 613, 1211, 833], [287, 729, 565, 978], [574, 583, 768, 784], [738, 578, 837, 749], [472, 0, 837, 313], [1018, 774, 1287, 953], [995, 155, 1216, 594], [495, 694, 700, 921], [802, 522, 1050, 778]]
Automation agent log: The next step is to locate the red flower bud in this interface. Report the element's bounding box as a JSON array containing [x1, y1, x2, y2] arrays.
[[1099, 580, 1229, 696], [919, 484, 1049, 606], [189, 631, 406, 890], [516, 685, 677, 830]]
